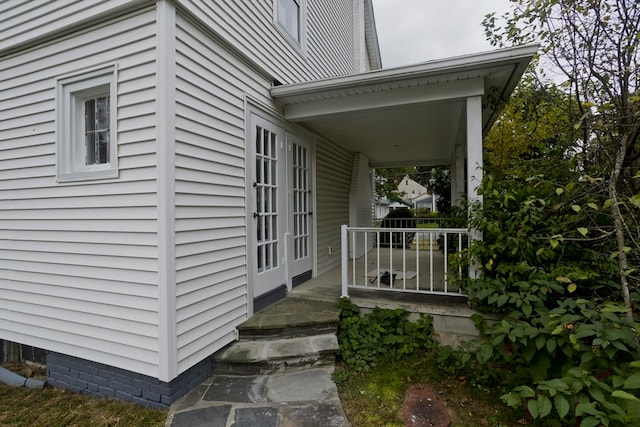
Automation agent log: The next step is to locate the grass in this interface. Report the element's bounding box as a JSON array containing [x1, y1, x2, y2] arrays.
[[1, 363, 167, 427], [416, 222, 439, 228], [334, 353, 537, 427]]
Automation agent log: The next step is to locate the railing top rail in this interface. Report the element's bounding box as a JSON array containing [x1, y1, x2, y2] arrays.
[[345, 226, 469, 233]]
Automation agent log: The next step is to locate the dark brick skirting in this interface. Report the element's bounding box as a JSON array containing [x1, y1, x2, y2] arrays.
[[46, 352, 213, 408]]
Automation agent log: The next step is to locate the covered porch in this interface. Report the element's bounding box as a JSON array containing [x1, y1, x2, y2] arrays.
[[272, 44, 537, 307]]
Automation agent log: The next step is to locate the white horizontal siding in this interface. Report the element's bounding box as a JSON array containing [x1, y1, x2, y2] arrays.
[[173, 14, 279, 374], [0, 0, 141, 52], [177, 0, 355, 84], [315, 138, 353, 275], [0, 8, 162, 378]]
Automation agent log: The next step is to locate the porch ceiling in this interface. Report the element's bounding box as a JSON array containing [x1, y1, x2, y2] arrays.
[[272, 44, 538, 167]]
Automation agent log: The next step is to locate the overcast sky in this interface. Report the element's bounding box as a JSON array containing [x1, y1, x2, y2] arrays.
[[372, 0, 512, 68]]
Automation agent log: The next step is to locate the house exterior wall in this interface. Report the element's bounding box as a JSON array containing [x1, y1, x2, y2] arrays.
[[173, 13, 275, 375], [176, 0, 357, 83], [1, 0, 367, 395], [0, 0, 142, 53], [0, 6, 162, 378], [315, 138, 353, 275]]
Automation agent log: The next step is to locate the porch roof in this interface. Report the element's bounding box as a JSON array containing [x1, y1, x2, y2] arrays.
[[271, 44, 538, 167]]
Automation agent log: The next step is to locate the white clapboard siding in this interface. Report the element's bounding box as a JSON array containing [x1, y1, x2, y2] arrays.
[[0, 0, 140, 52], [315, 138, 353, 275], [173, 14, 276, 374], [0, 7, 162, 377], [177, 0, 355, 83]]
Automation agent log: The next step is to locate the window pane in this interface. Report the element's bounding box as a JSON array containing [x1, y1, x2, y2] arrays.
[[85, 99, 95, 131], [85, 133, 96, 164], [84, 95, 110, 165], [97, 131, 108, 163], [278, 0, 300, 41]]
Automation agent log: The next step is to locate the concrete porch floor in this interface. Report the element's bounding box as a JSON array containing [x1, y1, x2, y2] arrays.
[[289, 251, 480, 347]]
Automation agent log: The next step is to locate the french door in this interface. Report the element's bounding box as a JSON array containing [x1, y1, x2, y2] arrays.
[[248, 114, 314, 303], [250, 115, 286, 298], [288, 135, 312, 280]]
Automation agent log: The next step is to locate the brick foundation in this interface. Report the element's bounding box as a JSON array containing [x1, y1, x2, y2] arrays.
[[46, 352, 213, 408]]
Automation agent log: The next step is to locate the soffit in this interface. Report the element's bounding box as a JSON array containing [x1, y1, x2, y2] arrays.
[[272, 44, 538, 167]]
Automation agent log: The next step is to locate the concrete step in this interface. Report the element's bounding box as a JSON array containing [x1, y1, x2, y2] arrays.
[[214, 333, 340, 375]]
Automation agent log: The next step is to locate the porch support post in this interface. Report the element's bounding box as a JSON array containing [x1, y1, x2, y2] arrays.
[[466, 96, 483, 278], [452, 144, 465, 207], [341, 224, 349, 297]]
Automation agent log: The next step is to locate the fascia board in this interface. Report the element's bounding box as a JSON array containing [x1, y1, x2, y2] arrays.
[[283, 77, 484, 121]]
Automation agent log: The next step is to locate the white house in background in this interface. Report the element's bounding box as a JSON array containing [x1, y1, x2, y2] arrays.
[[0, 0, 536, 407]]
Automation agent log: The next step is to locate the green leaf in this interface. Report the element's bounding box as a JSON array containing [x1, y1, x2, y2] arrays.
[[571, 204, 581, 212], [477, 344, 493, 364], [576, 402, 599, 416], [580, 417, 602, 427], [538, 395, 552, 418], [512, 385, 536, 397], [612, 390, 639, 400], [497, 294, 509, 307], [536, 334, 546, 350], [587, 202, 598, 210], [554, 394, 570, 418], [630, 194, 640, 208], [528, 399, 539, 419], [568, 283, 577, 293], [577, 227, 588, 236], [556, 187, 564, 195], [556, 276, 571, 283], [624, 374, 640, 390]]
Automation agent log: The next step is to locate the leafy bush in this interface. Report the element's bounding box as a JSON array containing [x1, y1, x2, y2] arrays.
[[456, 174, 640, 426], [336, 298, 435, 371]]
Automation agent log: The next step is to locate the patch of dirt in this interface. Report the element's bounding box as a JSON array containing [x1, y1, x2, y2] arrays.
[[401, 385, 452, 427], [2, 362, 47, 381]]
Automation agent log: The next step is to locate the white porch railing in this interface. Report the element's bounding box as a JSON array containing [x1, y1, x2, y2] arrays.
[[341, 225, 469, 298]]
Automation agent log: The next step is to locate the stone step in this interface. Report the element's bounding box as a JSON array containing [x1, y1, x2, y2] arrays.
[[214, 333, 340, 375], [236, 298, 340, 340]]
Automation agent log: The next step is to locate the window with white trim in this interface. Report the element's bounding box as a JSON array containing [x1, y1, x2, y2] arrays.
[[57, 66, 117, 182], [277, 0, 305, 48]]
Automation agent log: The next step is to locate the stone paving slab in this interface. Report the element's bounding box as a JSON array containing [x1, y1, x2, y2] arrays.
[[167, 368, 349, 427]]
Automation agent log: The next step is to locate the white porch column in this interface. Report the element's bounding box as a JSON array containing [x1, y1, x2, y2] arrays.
[[349, 153, 372, 259], [466, 96, 483, 214], [466, 96, 483, 278], [452, 144, 465, 207]]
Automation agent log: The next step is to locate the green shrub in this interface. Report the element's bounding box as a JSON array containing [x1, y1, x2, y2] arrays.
[[336, 298, 435, 371]]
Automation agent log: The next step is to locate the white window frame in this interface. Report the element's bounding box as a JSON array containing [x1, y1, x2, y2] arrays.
[[276, 0, 306, 52], [56, 65, 118, 182]]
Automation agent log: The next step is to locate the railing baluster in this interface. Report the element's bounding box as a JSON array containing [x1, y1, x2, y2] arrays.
[[351, 229, 356, 287], [402, 231, 406, 290], [415, 231, 420, 291], [443, 231, 448, 292], [429, 231, 434, 292]]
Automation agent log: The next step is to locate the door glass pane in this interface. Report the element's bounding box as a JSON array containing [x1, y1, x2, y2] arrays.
[[292, 143, 309, 261], [255, 124, 279, 273]]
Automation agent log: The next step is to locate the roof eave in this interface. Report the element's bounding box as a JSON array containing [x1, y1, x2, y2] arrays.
[[271, 43, 538, 103]]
